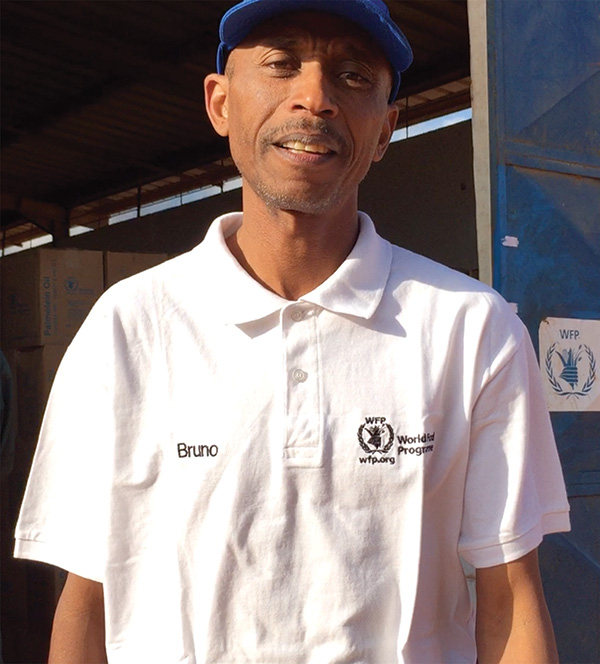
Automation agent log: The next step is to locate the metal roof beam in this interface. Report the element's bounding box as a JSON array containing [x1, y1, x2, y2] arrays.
[[1, 193, 68, 240]]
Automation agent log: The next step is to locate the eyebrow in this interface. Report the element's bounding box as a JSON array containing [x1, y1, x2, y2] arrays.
[[257, 35, 299, 49], [253, 35, 383, 67]]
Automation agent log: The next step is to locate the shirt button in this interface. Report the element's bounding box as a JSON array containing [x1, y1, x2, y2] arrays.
[[291, 309, 305, 322], [292, 369, 308, 382]]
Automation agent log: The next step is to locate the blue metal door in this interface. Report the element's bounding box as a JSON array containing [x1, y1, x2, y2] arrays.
[[487, 0, 600, 660]]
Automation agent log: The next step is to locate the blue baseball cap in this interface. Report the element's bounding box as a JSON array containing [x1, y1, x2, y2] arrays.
[[216, 0, 413, 101]]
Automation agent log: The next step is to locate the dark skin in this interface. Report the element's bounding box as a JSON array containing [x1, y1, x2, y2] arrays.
[[204, 12, 398, 300], [48, 13, 558, 663], [49, 572, 107, 663]]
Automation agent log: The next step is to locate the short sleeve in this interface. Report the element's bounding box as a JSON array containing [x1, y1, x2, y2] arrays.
[[14, 294, 116, 582], [458, 322, 570, 568]]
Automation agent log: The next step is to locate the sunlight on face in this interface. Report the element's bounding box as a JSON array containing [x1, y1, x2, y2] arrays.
[[223, 12, 397, 217]]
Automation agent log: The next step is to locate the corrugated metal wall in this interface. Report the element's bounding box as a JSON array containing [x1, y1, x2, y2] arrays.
[[486, 0, 600, 660]]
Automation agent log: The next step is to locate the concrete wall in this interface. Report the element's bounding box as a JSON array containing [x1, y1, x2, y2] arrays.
[[60, 121, 477, 274], [57, 188, 243, 256], [361, 120, 476, 273]]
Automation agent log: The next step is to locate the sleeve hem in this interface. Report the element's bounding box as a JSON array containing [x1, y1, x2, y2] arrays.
[[458, 510, 571, 569], [14, 536, 104, 584]]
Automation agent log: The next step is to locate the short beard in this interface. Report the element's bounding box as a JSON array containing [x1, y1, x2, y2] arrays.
[[250, 178, 348, 215]]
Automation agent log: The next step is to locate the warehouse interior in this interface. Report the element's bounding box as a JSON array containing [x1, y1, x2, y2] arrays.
[[1, 0, 471, 252], [1, 1, 475, 661]]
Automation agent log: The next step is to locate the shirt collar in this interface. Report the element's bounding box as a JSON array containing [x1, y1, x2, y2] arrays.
[[198, 212, 392, 324]]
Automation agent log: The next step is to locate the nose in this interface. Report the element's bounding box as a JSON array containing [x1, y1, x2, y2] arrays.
[[288, 63, 339, 118]]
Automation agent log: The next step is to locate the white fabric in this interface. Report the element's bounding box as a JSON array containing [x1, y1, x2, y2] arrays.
[[15, 212, 570, 663]]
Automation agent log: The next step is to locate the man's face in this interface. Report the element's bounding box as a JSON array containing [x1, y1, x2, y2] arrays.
[[205, 12, 399, 216]]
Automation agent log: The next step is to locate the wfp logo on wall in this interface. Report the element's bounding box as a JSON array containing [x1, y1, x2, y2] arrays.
[[545, 343, 596, 398], [539, 318, 600, 412]]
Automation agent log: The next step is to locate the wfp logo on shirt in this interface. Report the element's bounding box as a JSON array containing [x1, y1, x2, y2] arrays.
[[357, 416, 435, 467], [357, 417, 395, 465]]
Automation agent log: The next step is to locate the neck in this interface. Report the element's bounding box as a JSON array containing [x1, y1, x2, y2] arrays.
[[226, 190, 360, 301]]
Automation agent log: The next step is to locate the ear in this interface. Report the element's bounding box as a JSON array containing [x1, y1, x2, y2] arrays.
[[372, 103, 400, 162], [204, 73, 230, 137]]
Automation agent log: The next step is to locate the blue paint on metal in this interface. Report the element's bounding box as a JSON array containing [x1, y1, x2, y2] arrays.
[[487, 0, 600, 659], [539, 530, 600, 662]]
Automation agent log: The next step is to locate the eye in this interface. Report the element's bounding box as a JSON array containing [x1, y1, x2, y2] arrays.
[[337, 63, 373, 88], [340, 71, 369, 86], [263, 52, 298, 76]]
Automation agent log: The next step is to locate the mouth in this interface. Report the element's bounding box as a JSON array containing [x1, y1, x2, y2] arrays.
[[278, 140, 333, 155]]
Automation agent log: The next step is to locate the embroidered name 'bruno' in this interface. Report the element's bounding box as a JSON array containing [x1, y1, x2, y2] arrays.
[[177, 443, 219, 458]]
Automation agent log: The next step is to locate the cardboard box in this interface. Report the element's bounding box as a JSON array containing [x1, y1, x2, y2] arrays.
[[1, 248, 103, 348], [104, 251, 168, 290], [14, 345, 67, 444]]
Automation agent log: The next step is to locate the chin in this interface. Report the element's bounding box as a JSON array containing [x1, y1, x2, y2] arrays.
[[257, 184, 345, 216]]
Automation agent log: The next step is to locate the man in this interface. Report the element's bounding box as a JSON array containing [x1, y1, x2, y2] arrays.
[[15, 1, 570, 662]]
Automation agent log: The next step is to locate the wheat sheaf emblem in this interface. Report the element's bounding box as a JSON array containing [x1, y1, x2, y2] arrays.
[[545, 343, 596, 398], [357, 423, 395, 454]]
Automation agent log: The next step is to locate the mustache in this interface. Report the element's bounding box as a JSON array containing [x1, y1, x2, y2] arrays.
[[262, 118, 348, 153]]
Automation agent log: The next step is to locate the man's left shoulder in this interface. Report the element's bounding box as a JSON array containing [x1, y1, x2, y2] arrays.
[[385, 243, 526, 346], [388, 244, 502, 304]]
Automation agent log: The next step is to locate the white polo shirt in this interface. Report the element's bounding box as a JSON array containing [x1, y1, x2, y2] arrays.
[[15, 212, 570, 663]]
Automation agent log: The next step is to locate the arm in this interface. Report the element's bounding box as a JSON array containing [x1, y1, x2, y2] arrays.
[[48, 572, 108, 664], [476, 548, 558, 664]]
